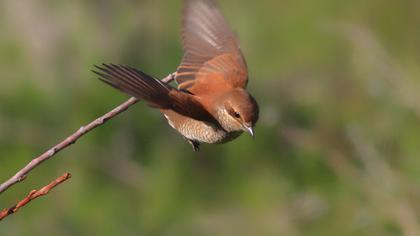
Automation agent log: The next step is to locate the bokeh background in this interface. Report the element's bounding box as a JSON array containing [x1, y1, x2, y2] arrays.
[[1, 0, 420, 235]]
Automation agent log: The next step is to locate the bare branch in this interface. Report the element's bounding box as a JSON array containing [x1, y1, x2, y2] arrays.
[[0, 172, 71, 221], [0, 73, 176, 194]]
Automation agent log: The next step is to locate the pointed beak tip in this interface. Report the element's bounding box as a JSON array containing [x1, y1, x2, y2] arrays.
[[245, 126, 254, 138]]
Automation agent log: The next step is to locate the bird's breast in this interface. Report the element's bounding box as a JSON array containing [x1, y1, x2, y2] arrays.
[[162, 110, 242, 144]]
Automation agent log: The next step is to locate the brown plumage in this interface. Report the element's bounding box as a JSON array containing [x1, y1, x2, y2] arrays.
[[93, 0, 259, 151]]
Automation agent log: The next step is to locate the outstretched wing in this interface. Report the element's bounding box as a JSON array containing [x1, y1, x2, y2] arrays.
[[176, 0, 248, 93], [93, 64, 216, 122]]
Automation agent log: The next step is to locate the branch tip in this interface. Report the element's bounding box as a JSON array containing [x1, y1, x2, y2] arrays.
[[0, 172, 72, 221]]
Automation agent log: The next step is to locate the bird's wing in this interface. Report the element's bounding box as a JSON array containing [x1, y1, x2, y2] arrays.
[[93, 64, 216, 122], [176, 0, 248, 94]]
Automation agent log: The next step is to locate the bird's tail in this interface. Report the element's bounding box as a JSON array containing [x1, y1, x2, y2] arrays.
[[93, 64, 172, 108]]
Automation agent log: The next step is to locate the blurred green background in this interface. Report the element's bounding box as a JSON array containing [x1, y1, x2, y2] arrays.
[[1, 0, 420, 235]]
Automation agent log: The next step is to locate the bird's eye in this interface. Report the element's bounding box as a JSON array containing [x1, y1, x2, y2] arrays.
[[227, 106, 241, 119], [233, 111, 241, 118]]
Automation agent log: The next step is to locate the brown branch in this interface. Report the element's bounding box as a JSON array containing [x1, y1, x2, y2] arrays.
[[0, 73, 176, 194], [0, 172, 71, 221]]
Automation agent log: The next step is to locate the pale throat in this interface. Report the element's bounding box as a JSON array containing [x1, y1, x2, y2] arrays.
[[214, 108, 243, 132]]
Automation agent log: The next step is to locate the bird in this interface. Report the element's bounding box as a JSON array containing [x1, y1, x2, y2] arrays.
[[93, 0, 259, 151]]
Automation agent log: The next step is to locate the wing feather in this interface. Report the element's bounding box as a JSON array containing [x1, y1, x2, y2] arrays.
[[176, 0, 248, 91]]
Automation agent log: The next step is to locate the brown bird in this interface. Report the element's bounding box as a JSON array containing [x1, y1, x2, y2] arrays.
[[93, 0, 259, 151]]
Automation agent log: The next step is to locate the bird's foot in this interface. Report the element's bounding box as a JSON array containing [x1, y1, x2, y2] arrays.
[[185, 138, 200, 152]]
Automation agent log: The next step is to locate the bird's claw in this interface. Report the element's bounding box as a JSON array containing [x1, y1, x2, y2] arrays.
[[186, 138, 200, 152]]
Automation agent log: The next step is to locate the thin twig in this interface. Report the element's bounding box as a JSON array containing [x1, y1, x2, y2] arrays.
[[0, 172, 71, 221], [0, 73, 176, 194]]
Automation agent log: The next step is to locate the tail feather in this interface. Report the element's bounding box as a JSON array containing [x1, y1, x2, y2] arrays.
[[93, 64, 172, 108], [93, 63, 217, 123]]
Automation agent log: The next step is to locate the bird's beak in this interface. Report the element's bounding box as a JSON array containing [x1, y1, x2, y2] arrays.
[[244, 126, 254, 137]]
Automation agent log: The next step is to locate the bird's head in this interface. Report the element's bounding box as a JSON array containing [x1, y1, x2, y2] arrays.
[[215, 88, 259, 136]]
